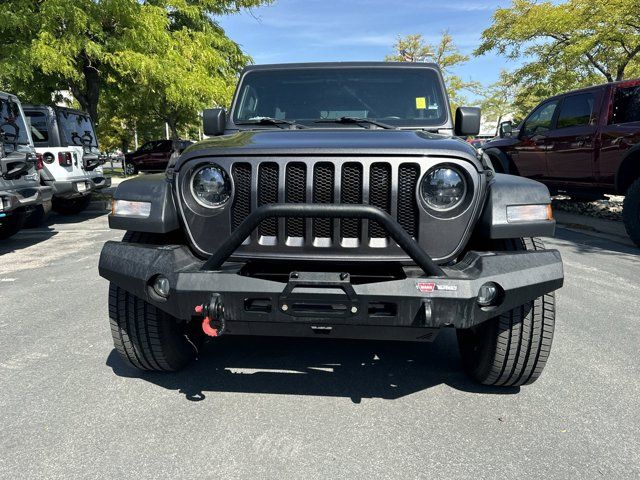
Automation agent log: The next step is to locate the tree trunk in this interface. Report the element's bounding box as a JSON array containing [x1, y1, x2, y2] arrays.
[[68, 51, 101, 124], [166, 118, 180, 141]]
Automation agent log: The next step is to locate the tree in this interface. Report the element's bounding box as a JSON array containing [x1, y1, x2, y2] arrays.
[[0, 0, 269, 131], [476, 0, 640, 114], [385, 32, 480, 106]]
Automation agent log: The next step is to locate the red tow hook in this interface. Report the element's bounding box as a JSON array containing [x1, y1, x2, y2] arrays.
[[194, 296, 225, 337]]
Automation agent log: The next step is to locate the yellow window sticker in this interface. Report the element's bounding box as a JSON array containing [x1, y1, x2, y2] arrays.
[[415, 97, 427, 110]]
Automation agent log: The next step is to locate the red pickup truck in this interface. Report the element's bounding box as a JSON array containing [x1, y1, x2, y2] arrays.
[[484, 79, 640, 247]]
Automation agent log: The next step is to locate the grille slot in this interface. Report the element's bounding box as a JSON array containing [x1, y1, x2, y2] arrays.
[[231, 163, 251, 230], [258, 163, 279, 236], [369, 163, 392, 238], [398, 164, 420, 238], [285, 162, 307, 238], [340, 163, 363, 239], [312, 163, 335, 238]]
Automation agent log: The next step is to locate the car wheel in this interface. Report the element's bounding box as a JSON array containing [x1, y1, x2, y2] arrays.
[[457, 238, 556, 386], [108, 231, 199, 372], [623, 177, 640, 248], [124, 162, 137, 175], [0, 211, 26, 240], [23, 201, 51, 228], [52, 194, 92, 215]]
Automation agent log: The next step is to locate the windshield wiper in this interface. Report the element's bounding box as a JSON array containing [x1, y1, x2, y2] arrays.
[[236, 117, 307, 129], [314, 116, 397, 130]]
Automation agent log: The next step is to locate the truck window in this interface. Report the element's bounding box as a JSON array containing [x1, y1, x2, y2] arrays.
[[557, 93, 594, 129], [611, 84, 640, 124], [0, 97, 30, 150], [25, 111, 49, 143], [521, 100, 559, 137], [57, 110, 98, 147]]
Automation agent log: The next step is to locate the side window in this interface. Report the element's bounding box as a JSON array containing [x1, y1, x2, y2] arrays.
[[26, 111, 50, 143], [139, 142, 154, 151], [521, 101, 559, 137], [611, 84, 640, 124], [557, 93, 594, 129]]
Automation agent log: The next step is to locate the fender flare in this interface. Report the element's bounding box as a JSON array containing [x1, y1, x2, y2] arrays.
[[108, 173, 180, 233], [483, 147, 514, 175], [614, 144, 640, 194]]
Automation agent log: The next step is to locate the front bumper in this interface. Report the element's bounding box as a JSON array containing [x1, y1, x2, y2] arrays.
[[0, 185, 53, 214], [99, 241, 563, 340]]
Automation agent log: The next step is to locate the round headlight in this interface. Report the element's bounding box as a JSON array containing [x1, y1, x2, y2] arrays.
[[191, 164, 231, 208], [421, 167, 466, 211]]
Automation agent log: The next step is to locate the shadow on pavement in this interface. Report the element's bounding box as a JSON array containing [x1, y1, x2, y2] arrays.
[[0, 226, 57, 255], [554, 228, 640, 257], [106, 329, 519, 402]]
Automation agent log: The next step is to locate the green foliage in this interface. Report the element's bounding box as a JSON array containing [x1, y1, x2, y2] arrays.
[[0, 0, 270, 150], [385, 32, 480, 107], [477, 0, 640, 117]]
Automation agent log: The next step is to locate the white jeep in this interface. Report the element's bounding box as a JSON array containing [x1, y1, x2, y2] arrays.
[[23, 105, 111, 216]]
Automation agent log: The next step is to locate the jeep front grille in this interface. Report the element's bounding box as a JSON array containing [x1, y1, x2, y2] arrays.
[[230, 159, 421, 248]]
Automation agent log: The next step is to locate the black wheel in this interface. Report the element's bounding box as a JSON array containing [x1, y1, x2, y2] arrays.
[[108, 231, 198, 372], [23, 201, 51, 228], [457, 238, 556, 386], [0, 212, 25, 239], [124, 162, 137, 175], [52, 194, 92, 215], [623, 177, 640, 247]]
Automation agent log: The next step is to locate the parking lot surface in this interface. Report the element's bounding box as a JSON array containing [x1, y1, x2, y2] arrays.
[[1, 209, 639, 479]]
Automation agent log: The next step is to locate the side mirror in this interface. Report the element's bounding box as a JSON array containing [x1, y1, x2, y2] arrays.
[[499, 121, 513, 138], [454, 107, 481, 137], [203, 108, 226, 136]]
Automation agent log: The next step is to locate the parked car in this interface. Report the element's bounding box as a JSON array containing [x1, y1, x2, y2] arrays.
[[484, 78, 640, 246], [23, 105, 111, 216], [123, 139, 193, 175], [100, 62, 564, 387], [0, 93, 53, 239]]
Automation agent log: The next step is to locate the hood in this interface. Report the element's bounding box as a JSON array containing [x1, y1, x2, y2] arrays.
[[175, 129, 481, 172]]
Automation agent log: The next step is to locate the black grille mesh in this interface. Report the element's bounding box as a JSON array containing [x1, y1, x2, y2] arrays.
[[231, 163, 251, 230], [398, 164, 420, 238], [340, 163, 363, 238], [285, 163, 306, 237], [312, 163, 334, 238], [258, 163, 279, 236], [368, 163, 392, 238], [230, 160, 420, 244]]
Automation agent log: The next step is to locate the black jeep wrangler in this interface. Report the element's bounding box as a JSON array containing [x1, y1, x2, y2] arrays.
[[99, 63, 564, 386]]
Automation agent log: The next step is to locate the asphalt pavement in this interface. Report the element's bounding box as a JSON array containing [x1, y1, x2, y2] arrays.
[[1, 208, 639, 479]]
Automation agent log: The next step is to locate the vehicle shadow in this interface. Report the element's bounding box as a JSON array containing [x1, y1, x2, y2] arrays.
[[106, 329, 519, 402], [554, 228, 640, 257], [0, 226, 57, 255]]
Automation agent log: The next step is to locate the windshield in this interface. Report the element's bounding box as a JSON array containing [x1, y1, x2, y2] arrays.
[[232, 67, 448, 127], [57, 109, 98, 147], [0, 97, 30, 150]]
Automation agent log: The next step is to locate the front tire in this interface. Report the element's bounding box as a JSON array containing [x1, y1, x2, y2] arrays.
[[108, 231, 197, 372], [623, 177, 640, 247], [457, 238, 556, 386], [124, 162, 137, 175], [0, 212, 25, 239]]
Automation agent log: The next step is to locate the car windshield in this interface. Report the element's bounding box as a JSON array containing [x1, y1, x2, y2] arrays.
[[57, 109, 98, 147], [233, 67, 448, 127], [0, 97, 30, 150]]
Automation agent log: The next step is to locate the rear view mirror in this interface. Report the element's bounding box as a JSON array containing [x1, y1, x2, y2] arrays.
[[454, 107, 481, 137], [499, 121, 513, 138], [203, 108, 226, 136]]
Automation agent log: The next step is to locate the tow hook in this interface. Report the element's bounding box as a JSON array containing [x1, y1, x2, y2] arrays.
[[194, 295, 226, 337]]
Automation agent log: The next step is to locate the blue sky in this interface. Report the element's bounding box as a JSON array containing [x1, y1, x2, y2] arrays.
[[217, 0, 520, 101]]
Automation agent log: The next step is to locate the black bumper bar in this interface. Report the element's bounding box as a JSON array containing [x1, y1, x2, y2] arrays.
[[202, 204, 446, 277]]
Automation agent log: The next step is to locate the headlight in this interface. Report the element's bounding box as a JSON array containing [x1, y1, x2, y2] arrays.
[[191, 164, 231, 208], [421, 167, 467, 211]]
